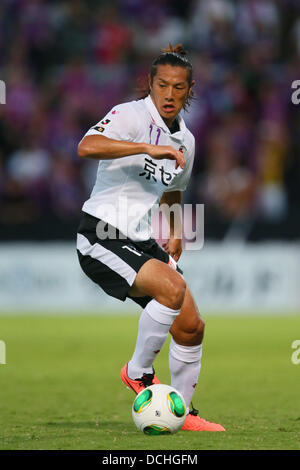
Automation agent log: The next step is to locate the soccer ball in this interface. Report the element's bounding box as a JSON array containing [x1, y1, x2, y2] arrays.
[[132, 384, 186, 435]]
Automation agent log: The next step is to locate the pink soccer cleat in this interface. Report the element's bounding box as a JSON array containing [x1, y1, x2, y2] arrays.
[[181, 407, 225, 432], [120, 362, 160, 395]]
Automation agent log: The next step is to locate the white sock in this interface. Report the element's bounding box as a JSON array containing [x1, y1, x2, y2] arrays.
[[127, 299, 180, 380], [169, 337, 202, 413]]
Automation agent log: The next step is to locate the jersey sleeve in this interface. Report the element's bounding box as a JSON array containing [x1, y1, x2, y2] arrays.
[[164, 137, 195, 192], [83, 102, 140, 142]]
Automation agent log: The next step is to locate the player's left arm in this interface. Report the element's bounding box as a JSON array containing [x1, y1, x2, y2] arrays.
[[160, 135, 195, 261], [159, 190, 183, 262]]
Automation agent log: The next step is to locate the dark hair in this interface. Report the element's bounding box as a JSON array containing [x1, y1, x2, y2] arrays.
[[138, 43, 194, 109]]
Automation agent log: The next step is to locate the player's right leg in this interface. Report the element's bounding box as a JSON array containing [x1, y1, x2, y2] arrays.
[[128, 258, 186, 309]]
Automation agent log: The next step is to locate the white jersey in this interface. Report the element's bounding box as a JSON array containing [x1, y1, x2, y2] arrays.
[[81, 95, 195, 241]]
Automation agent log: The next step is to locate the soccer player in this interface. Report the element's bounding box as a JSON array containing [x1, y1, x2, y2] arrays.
[[77, 44, 225, 432]]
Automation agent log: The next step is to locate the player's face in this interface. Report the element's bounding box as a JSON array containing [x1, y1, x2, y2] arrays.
[[150, 64, 194, 127]]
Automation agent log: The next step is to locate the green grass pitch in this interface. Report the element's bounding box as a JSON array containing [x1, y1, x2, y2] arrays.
[[0, 314, 300, 450]]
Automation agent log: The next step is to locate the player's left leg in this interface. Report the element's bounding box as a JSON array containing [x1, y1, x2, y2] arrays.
[[169, 286, 204, 407], [169, 287, 225, 431]]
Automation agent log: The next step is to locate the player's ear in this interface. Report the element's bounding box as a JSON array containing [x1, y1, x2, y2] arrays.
[[188, 80, 195, 97]]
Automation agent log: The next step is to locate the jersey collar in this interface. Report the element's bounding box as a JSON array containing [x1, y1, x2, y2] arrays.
[[144, 95, 187, 140]]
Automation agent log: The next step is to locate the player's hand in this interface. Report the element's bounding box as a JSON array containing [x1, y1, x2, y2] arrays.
[[162, 237, 182, 262], [145, 144, 185, 169]]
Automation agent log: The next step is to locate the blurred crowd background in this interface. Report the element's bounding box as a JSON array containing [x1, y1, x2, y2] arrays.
[[0, 0, 300, 242]]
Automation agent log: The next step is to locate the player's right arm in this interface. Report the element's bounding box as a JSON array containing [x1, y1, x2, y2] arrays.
[[78, 135, 185, 169]]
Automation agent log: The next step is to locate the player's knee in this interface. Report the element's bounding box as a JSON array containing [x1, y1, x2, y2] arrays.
[[166, 277, 186, 310], [178, 317, 205, 346]]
